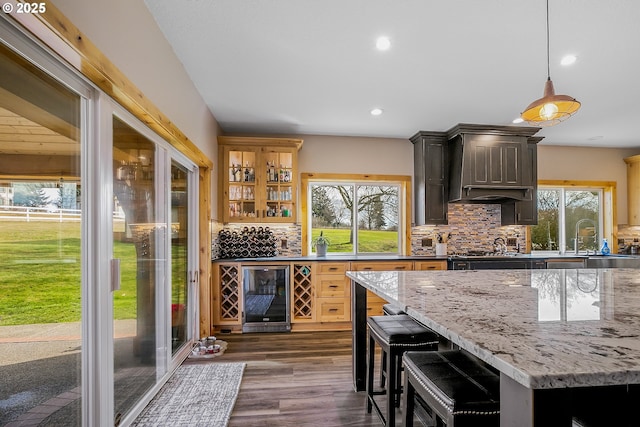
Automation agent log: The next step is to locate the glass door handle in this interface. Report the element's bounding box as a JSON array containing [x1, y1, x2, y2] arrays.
[[189, 271, 199, 285], [110, 259, 121, 292]]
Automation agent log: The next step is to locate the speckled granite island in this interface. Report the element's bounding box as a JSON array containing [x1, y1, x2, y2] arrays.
[[348, 268, 640, 426]]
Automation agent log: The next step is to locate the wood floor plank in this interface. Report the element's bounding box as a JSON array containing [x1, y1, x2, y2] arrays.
[[184, 330, 387, 426]]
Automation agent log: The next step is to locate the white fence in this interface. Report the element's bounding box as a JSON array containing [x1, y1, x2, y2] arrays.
[[0, 205, 125, 222]]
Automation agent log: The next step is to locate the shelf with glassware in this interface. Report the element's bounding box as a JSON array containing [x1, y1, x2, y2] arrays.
[[219, 136, 303, 223]]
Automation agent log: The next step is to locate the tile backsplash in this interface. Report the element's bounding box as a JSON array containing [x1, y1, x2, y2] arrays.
[[411, 204, 527, 256], [617, 225, 640, 253], [212, 203, 528, 259]]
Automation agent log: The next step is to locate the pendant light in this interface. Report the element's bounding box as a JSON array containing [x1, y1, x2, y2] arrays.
[[521, 0, 580, 126]]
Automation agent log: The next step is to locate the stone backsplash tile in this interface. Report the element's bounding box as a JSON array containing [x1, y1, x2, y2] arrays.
[[617, 225, 640, 253], [411, 204, 527, 256], [212, 204, 528, 259]]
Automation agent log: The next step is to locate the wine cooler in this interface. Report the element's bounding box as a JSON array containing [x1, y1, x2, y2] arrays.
[[242, 265, 290, 333]]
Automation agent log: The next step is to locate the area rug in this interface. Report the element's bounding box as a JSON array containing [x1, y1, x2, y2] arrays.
[[132, 362, 245, 427]]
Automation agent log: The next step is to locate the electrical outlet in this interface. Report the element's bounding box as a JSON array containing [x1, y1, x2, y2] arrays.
[[422, 238, 433, 247], [507, 238, 517, 246], [281, 239, 288, 249]]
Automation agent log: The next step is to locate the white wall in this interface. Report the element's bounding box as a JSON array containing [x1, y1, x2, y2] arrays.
[[298, 137, 639, 226], [298, 135, 413, 175], [50, 0, 220, 212]]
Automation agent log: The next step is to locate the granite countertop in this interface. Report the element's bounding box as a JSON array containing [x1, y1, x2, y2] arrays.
[[347, 268, 640, 390], [214, 255, 450, 262], [213, 253, 637, 262]]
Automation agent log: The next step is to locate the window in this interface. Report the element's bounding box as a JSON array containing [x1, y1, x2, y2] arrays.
[[302, 174, 410, 255], [532, 184, 611, 254]]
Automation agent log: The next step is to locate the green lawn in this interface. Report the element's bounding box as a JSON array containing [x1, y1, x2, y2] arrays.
[[0, 221, 137, 325], [312, 228, 398, 253], [0, 221, 395, 326]]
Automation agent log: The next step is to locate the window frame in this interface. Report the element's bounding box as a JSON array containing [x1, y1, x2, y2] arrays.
[[301, 173, 411, 256], [533, 180, 617, 254]]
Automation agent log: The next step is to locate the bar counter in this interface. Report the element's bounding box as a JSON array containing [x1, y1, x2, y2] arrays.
[[348, 268, 640, 426]]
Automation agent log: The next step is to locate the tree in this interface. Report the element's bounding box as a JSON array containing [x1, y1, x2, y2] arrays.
[[355, 186, 397, 230], [531, 189, 560, 250], [58, 183, 80, 209], [311, 186, 336, 227], [12, 182, 54, 207], [359, 194, 386, 230]]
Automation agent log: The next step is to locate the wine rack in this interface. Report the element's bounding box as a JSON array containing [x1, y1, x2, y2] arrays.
[[218, 264, 240, 321], [218, 226, 277, 258], [292, 264, 314, 321]]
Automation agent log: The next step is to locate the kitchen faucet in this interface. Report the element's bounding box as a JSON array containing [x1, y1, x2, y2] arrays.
[[493, 237, 507, 255], [574, 218, 597, 255]]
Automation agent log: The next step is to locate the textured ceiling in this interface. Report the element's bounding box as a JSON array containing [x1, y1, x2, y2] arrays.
[[145, 0, 640, 147]]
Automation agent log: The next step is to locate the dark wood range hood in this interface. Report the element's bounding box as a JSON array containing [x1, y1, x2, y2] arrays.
[[411, 124, 543, 226]]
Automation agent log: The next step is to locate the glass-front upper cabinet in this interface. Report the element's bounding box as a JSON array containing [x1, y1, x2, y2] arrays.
[[218, 136, 302, 223]]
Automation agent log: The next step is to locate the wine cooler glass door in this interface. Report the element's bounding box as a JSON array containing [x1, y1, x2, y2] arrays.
[[242, 266, 291, 332]]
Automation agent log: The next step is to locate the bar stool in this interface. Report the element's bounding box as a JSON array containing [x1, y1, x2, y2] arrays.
[[382, 303, 406, 316], [380, 304, 406, 390], [367, 314, 439, 427], [402, 350, 500, 427]]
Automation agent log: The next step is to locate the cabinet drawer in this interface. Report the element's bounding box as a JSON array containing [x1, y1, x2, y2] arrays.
[[317, 298, 350, 322], [366, 300, 386, 317], [413, 260, 447, 271], [367, 290, 388, 304], [351, 261, 413, 271], [317, 276, 350, 298], [317, 262, 348, 275]]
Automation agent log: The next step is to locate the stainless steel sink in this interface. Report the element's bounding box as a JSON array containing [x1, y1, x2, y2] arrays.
[[585, 255, 640, 268]]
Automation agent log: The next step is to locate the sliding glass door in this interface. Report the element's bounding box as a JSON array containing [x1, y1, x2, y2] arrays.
[[112, 116, 161, 422], [111, 109, 198, 424], [170, 161, 190, 354], [1, 15, 199, 426], [0, 30, 88, 426]]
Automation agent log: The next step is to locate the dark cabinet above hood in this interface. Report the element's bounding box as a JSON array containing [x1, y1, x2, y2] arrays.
[[447, 124, 541, 203], [411, 124, 542, 226]]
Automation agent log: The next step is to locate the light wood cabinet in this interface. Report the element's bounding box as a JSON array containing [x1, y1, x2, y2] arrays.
[[413, 260, 447, 270], [292, 263, 315, 323], [350, 261, 414, 272], [350, 261, 413, 316], [211, 262, 242, 329], [211, 259, 448, 331], [625, 155, 640, 225], [218, 136, 302, 223], [315, 262, 350, 322]]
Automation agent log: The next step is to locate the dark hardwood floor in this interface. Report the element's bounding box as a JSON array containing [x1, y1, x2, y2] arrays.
[[193, 330, 386, 427]]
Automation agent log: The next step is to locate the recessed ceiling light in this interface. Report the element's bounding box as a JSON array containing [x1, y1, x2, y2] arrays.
[[370, 108, 383, 116], [561, 55, 577, 66], [375, 36, 391, 51], [512, 117, 524, 124]]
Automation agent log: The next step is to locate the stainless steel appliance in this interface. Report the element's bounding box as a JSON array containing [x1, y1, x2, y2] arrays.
[[242, 265, 290, 333]]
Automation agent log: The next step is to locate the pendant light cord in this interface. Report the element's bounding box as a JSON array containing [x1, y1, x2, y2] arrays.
[[546, 0, 551, 79]]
